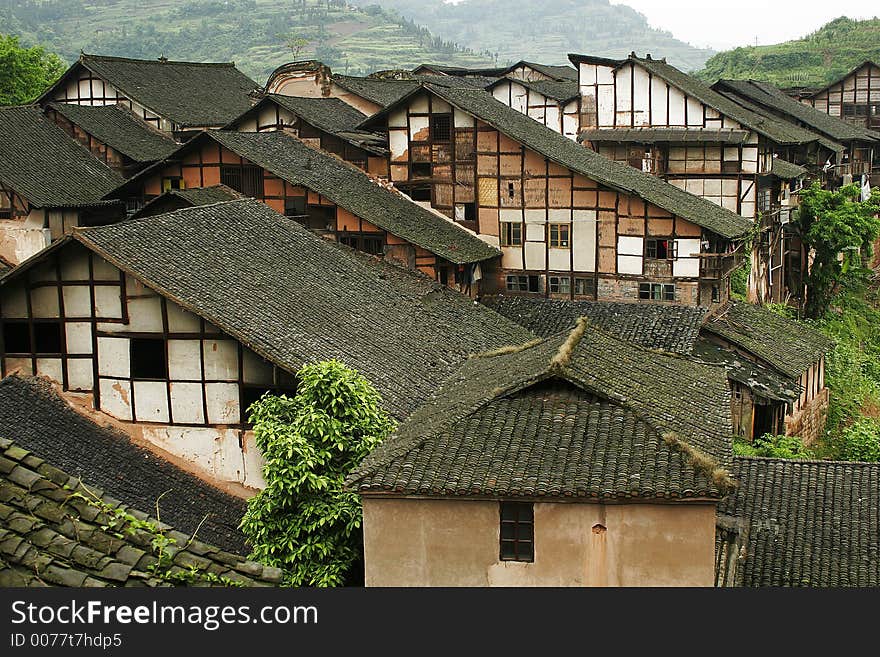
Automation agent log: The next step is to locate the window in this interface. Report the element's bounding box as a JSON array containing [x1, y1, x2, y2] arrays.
[[241, 384, 298, 421], [2, 321, 62, 354], [757, 188, 773, 213], [411, 162, 432, 178], [430, 114, 452, 142], [220, 164, 264, 198], [548, 224, 570, 248], [458, 202, 476, 223], [548, 276, 570, 294], [842, 103, 870, 118], [130, 338, 167, 380], [712, 285, 720, 303], [284, 196, 306, 219], [339, 232, 384, 256], [505, 275, 539, 292], [500, 221, 522, 247], [645, 238, 676, 260], [161, 177, 183, 193], [574, 277, 592, 296], [507, 182, 516, 199], [125, 197, 144, 214], [305, 205, 335, 231], [408, 185, 431, 202], [500, 502, 534, 562], [639, 282, 675, 301]]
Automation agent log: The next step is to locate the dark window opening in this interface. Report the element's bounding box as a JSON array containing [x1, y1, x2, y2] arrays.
[[304, 205, 336, 231], [638, 282, 675, 302], [220, 164, 264, 198], [439, 266, 449, 286], [408, 185, 432, 202], [34, 322, 63, 354], [507, 182, 516, 199], [2, 322, 31, 354], [241, 384, 298, 421], [125, 197, 144, 214], [284, 196, 307, 219], [574, 277, 593, 296], [130, 338, 167, 380], [430, 114, 452, 142], [500, 222, 522, 247], [505, 275, 540, 293], [161, 177, 182, 192], [461, 202, 476, 222], [500, 502, 534, 562], [411, 162, 432, 178], [711, 285, 720, 303], [548, 276, 570, 294], [645, 238, 675, 260], [339, 232, 384, 256]]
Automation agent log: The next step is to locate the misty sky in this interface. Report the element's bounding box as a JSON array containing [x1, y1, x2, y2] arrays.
[[610, 1, 878, 50]]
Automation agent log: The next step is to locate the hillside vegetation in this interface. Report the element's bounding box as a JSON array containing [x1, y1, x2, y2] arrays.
[[697, 17, 880, 88], [1, 0, 495, 82], [353, 0, 714, 71]]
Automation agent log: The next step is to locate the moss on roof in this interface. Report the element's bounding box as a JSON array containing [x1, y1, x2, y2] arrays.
[[47, 102, 178, 162], [702, 301, 834, 379], [0, 106, 123, 208], [130, 185, 244, 219], [769, 157, 808, 180]]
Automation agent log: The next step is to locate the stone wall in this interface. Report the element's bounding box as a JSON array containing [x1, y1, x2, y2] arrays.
[[785, 387, 830, 447]]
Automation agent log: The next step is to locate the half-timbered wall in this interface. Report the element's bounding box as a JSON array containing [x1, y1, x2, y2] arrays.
[[386, 90, 728, 306], [0, 243, 282, 488], [804, 62, 880, 130], [126, 141, 466, 290], [231, 104, 388, 176], [491, 80, 579, 139], [51, 68, 172, 133], [45, 108, 128, 174], [0, 203, 80, 266]]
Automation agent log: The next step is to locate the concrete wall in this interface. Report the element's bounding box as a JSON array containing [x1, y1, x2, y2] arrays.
[[362, 497, 717, 587]]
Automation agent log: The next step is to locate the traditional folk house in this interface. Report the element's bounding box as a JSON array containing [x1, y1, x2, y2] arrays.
[[224, 94, 389, 176], [361, 82, 752, 306], [701, 301, 834, 443], [0, 199, 532, 492], [487, 61, 580, 140], [0, 376, 282, 587], [39, 53, 260, 138], [714, 78, 880, 186], [798, 60, 880, 134], [108, 130, 498, 292], [0, 106, 124, 265], [129, 184, 243, 219], [348, 318, 735, 586], [569, 53, 845, 305], [44, 102, 179, 178]]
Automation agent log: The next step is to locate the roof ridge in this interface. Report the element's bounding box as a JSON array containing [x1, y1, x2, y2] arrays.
[[733, 454, 880, 467], [81, 53, 236, 68]]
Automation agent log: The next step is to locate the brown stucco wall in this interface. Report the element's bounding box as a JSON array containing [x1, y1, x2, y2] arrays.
[[362, 497, 717, 587]]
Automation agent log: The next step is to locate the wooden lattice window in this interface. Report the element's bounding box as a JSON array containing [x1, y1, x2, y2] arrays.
[[500, 502, 534, 562], [220, 164, 264, 198], [430, 114, 452, 142]]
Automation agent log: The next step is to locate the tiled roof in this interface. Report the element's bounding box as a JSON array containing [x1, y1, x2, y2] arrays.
[[0, 106, 123, 208], [130, 184, 244, 219], [183, 130, 499, 264], [350, 320, 734, 497], [627, 55, 831, 147], [481, 295, 705, 355], [0, 375, 249, 554], [332, 75, 420, 107], [804, 59, 880, 97], [490, 77, 579, 103], [508, 61, 579, 82], [0, 378, 281, 587], [580, 128, 750, 144], [722, 456, 880, 587], [365, 83, 752, 239], [693, 339, 800, 403], [46, 102, 178, 163], [46, 54, 260, 128], [229, 95, 388, 156], [713, 79, 880, 143], [702, 301, 834, 379], [18, 199, 531, 420], [770, 157, 808, 180]]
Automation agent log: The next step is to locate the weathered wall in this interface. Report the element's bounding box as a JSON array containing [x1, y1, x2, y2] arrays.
[[804, 62, 880, 129], [0, 212, 49, 264], [786, 387, 830, 447], [362, 497, 717, 587]]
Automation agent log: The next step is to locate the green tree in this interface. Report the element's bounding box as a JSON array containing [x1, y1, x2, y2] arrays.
[[240, 360, 395, 587], [0, 34, 66, 105], [796, 182, 880, 319]]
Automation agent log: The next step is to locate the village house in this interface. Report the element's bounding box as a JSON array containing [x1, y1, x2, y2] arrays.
[[38, 53, 260, 139], [224, 94, 389, 176], [568, 52, 850, 305], [360, 82, 751, 306], [701, 300, 833, 444], [712, 79, 880, 187], [0, 376, 281, 587], [0, 106, 124, 266], [129, 184, 243, 219], [106, 129, 499, 292], [43, 101, 178, 178], [347, 318, 735, 586], [0, 198, 532, 492], [797, 60, 880, 135]]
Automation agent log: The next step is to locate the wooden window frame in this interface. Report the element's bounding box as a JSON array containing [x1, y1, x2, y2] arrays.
[[548, 223, 570, 249], [645, 238, 676, 261], [500, 221, 523, 247], [499, 501, 534, 562], [638, 282, 676, 301]]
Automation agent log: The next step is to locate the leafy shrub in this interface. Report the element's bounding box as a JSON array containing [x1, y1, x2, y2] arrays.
[[836, 418, 880, 462], [733, 434, 812, 459]]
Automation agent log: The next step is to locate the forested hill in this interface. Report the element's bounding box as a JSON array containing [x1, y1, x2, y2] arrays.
[[3, 0, 714, 83], [352, 0, 715, 72], [0, 0, 496, 81], [696, 17, 880, 88]]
